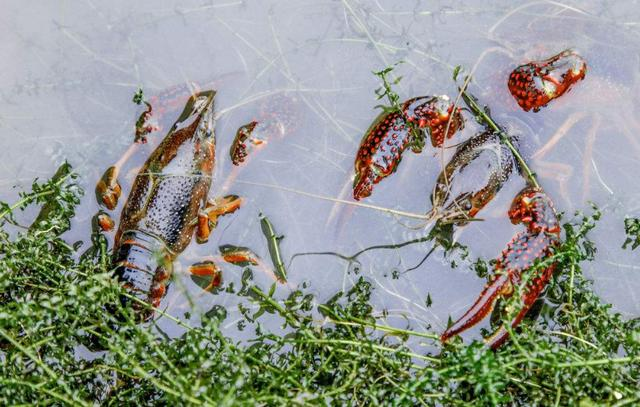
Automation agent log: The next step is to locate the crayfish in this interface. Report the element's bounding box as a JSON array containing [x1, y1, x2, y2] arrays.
[[441, 187, 561, 349]]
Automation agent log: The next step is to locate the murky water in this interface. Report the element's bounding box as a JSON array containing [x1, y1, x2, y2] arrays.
[[2, 0, 639, 346]]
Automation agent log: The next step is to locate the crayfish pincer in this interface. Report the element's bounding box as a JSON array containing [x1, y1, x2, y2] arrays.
[[353, 95, 464, 200], [441, 187, 561, 349], [112, 90, 217, 321], [508, 49, 586, 112]]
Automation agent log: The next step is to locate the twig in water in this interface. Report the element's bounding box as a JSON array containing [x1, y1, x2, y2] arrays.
[[237, 180, 432, 221]]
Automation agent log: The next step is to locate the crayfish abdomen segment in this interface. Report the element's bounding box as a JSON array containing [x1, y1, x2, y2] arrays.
[[113, 230, 174, 321]]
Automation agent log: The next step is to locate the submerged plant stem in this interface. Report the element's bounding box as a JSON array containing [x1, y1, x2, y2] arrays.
[[318, 303, 440, 342], [238, 180, 432, 220]]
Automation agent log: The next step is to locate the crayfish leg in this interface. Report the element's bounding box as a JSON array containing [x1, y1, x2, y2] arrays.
[[206, 195, 242, 218], [484, 265, 555, 349], [195, 209, 211, 244], [95, 166, 122, 210], [441, 272, 513, 344], [195, 195, 242, 244], [189, 261, 222, 291]]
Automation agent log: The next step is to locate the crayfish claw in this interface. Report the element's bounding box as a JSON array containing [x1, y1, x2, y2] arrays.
[[441, 272, 512, 344], [484, 265, 555, 349]]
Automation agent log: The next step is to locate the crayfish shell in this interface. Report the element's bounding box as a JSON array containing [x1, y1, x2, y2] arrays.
[[353, 96, 464, 200], [402, 95, 464, 149], [508, 187, 561, 235], [508, 49, 587, 112], [353, 110, 412, 200]]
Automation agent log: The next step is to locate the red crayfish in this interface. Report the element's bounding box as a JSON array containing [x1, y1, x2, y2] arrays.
[[441, 186, 561, 349], [508, 49, 587, 112], [353, 95, 464, 200]]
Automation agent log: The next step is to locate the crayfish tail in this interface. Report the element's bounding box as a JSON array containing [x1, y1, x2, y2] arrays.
[[112, 231, 174, 322]]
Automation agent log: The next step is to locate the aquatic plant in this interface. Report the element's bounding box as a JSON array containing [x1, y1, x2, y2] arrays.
[[0, 164, 638, 406], [623, 216, 640, 251], [0, 56, 637, 405]]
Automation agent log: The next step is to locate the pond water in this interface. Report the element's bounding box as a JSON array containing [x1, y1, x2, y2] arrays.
[[1, 0, 639, 348]]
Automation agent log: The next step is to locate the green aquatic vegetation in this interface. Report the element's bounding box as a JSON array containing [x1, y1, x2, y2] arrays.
[[372, 62, 404, 114], [132, 88, 155, 143], [259, 212, 287, 282], [132, 87, 145, 105], [0, 164, 638, 406], [622, 216, 640, 250]]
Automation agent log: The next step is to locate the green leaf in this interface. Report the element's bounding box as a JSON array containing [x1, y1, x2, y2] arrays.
[[453, 65, 462, 81], [132, 87, 145, 105], [622, 217, 640, 250]]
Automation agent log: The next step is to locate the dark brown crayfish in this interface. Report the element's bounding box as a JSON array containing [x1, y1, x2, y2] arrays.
[[111, 91, 238, 320], [430, 131, 515, 224]]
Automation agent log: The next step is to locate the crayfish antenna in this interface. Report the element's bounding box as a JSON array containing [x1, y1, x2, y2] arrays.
[[484, 265, 555, 349], [441, 272, 512, 343]]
